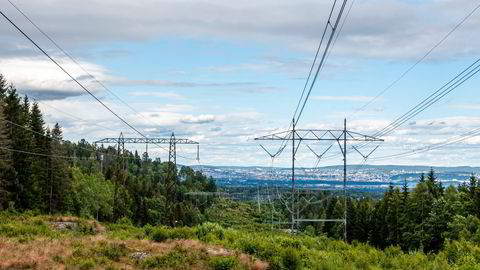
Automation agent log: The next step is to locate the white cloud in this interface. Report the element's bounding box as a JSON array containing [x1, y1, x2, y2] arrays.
[[0, 57, 109, 99], [449, 103, 480, 110], [2, 0, 479, 60], [181, 114, 216, 124]]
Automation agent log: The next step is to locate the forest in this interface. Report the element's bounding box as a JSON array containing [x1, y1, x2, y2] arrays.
[[2, 73, 480, 269], [0, 74, 216, 226]]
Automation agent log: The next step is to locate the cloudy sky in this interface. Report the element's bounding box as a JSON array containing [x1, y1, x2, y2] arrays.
[[1, 0, 480, 167]]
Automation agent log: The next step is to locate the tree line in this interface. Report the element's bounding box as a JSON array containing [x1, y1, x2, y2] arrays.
[[0, 74, 216, 226], [293, 169, 480, 253], [2, 73, 480, 254]]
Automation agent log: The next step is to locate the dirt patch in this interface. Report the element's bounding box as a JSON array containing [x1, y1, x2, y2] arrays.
[[0, 234, 268, 270], [0, 237, 71, 270]]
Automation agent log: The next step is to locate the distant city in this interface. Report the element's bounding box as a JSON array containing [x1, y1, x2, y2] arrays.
[[189, 165, 480, 193]]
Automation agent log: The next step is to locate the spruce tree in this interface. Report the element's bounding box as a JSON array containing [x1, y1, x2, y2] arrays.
[[0, 101, 16, 209], [3, 88, 33, 209], [30, 101, 48, 210], [0, 74, 7, 100], [49, 123, 70, 213]]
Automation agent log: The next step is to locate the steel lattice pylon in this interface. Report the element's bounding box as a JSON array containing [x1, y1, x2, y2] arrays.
[[255, 119, 383, 240], [95, 132, 199, 225]]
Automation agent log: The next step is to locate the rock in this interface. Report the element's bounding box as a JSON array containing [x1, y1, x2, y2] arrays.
[[130, 252, 149, 260], [51, 222, 77, 231]]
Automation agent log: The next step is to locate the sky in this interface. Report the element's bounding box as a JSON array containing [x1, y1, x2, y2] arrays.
[[1, 0, 480, 167]]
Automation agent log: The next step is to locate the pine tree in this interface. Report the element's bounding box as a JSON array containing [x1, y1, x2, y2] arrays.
[[46, 123, 70, 213], [0, 101, 16, 209], [402, 178, 409, 202], [30, 101, 48, 210], [386, 186, 401, 246], [3, 88, 33, 209], [426, 168, 442, 198], [0, 74, 7, 100]]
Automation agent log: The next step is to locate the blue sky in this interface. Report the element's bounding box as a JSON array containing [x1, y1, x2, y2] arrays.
[[1, 0, 480, 167]]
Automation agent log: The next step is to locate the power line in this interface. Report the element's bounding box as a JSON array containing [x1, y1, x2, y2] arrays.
[[0, 114, 131, 160], [293, 0, 339, 122], [372, 58, 480, 138], [0, 145, 76, 159], [6, 0, 160, 127], [0, 9, 148, 139], [331, 56, 480, 160], [0, 9, 195, 161], [371, 126, 480, 161], [294, 0, 348, 125], [348, 1, 480, 118], [273, 0, 350, 157], [18, 91, 120, 133]]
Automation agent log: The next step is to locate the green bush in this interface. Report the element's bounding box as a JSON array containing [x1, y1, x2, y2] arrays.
[[209, 256, 237, 270], [116, 216, 133, 226], [144, 224, 154, 236], [100, 243, 128, 261], [196, 222, 225, 241], [169, 227, 195, 240], [282, 248, 301, 270], [0, 222, 53, 238], [304, 225, 315, 237], [140, 247, 190, 269], [151, 227, 169, 242], [72, 258, 96, 270], [77, 220, 97, 235]]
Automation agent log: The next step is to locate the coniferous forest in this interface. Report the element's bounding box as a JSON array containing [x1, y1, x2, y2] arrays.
[[2, 73, 480, 268], [0, 74, 216, 225]]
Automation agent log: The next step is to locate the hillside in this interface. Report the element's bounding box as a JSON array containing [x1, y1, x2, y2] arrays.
[[1, 209, 480, 270]]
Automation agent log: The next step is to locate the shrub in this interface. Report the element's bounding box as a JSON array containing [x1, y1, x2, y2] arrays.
[[72, 258, 96, 270], [196, 222, 225, 241], [77, 220, 97, 235], [116, 216, 133, 226], [279, 237, 302, 249], [0, 222, 53, 238], [101, 243, 128, 261], [169, 227, 195, 240], [304, 225, 315, 237], [239, 239, 260, 255], [282, 248, 301, 270], [209, 256, 237, 270], [141, 247, 190, 269], [144, 224, 154, 236], [151, 227, 169, 242]]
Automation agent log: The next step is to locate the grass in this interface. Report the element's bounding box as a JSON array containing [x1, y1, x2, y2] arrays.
[[2, 211, 480, 269], [0, 212, 264, 269]]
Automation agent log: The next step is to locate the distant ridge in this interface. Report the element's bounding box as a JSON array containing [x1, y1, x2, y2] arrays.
[[190, 164, 480, 173]]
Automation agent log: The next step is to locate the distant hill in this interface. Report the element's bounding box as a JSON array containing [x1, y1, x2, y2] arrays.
[[190, 164, 480, 173]]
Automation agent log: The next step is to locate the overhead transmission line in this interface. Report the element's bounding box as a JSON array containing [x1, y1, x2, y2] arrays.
[[6, 0, 162, 127], [268, 0, 350, 158], [370, 126, 480, 161], [371, 59, 480, 138], [319, 2, 480, 162], [322, 57, 480, 161], [18, 92, 120, 133], [293, 0, 348, 125], [0, 145, 76, 159], [348, 1, 480, 118], [0, 115, 134, 161], [0, 9, 194, 161], [0, 9, 146, 138]]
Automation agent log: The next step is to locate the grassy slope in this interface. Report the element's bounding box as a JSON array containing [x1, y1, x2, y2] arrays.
[[1, 208, 480, 270], [0, 213, 265, 270]]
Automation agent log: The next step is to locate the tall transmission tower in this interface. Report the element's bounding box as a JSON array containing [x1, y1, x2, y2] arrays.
[[95, 132, 199, 225], [255, 119, 383, 240]]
